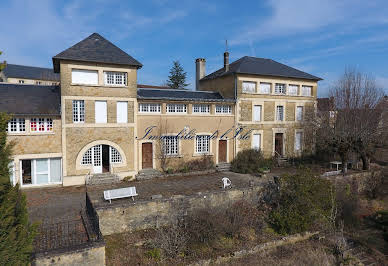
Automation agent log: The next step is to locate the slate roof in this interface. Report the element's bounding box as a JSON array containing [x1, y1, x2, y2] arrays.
[[137, 88, 234, 102], [201, 56, 322, 81], [52, 33, 142, 72], [2, 64, 60, 81], [0, 83, 60, 115]]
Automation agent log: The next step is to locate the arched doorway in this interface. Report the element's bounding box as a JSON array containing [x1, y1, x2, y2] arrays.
[[81, 144, 122, 174]]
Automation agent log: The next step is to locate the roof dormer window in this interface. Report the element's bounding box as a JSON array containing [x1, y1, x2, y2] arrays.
[[104, 71, 127, 86]]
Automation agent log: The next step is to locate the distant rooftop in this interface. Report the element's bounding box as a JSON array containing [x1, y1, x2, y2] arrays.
[[2, 64, 60, 81], [137, 84, 169, 89], [137, 88, 234, 102], [201, 56, 322, 81], [0, 83, 60, 115], [53, 33, 142, 72]]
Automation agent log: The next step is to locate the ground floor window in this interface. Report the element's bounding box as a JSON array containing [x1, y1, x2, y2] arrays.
[[295, 132, 303, 151], [196, 135, 210, 154], [163, 136, 178, 156], [21, 158, 61, 186]]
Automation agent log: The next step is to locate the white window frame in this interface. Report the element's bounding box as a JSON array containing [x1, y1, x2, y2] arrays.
[[20, 158, 62, 186], [166, 104, 187, 113], [275, 83, 286, 94], [215, 105, 232, 114], [252, 133, 262, 151], [276, 106, 284, 121], [242, 81, 256, 93], [73, 100, 85, 123], [81, 145, 123, 165], [296, 106, 303, 121], [110, 146, 123, 163], [259, 83, 271, 94], [195, 135, 210, 154], [138, 103, 161, 113], [30, 118, 53, 132], [7, 118, 26, 133], [163, 136, 179, 156], [301, 86, 312, 96], [104, 71, 127, 86], [288, 84, 299, 96], [19, 80, 24, 84], [193, 104, 210, 114]]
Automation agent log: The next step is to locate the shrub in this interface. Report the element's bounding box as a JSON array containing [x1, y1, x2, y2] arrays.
[[176, 155, 215, 173], [267, 170, 333, 235], [231, 149, 272, 174], [336, 185, 360, 228], [152, 224, 188, 258], [145, 248, 161, 261]]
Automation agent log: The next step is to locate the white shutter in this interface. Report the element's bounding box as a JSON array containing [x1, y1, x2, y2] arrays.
[[252, 134, 261, 150], [72, 69, 98, 85], [8, 161, 15, 186], [117, 102, 128, 123], [260, 83, 271, 94], [95, 101, 107, 123], [253, 105, 262, 121]]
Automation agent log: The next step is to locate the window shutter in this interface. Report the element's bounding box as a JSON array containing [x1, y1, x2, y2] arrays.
[[72, 69, 98, 85], [117, 102, 128, 123], [253, 105, 262, 121], [95, 101, 107, 123]]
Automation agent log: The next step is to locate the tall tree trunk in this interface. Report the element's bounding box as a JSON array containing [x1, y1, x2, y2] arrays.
[[341, 155, 348, 174], [360, 153, 370, 170]]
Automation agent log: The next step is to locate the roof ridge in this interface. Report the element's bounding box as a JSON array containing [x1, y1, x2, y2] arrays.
[[138, 88, 220, 93], [5, 64, 54, 70]]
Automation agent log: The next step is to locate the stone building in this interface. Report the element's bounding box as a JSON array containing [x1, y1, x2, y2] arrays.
[[0, 33, 321, 187], [0, 64, 60, 85]]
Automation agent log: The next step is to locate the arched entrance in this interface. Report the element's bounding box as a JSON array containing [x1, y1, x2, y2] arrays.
[[81, 144, 122, 174]]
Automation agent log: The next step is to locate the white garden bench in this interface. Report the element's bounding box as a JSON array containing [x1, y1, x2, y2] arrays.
[[104, 187, 138, 203]]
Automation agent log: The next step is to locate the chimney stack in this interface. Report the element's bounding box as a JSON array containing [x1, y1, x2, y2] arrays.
[[195, 58, 206, 90], [224, 52, 229, 72]]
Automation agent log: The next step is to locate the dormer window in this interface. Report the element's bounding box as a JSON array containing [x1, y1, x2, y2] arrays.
[[104, 71, 127, 86]]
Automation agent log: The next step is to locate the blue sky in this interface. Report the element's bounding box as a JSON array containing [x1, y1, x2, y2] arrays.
[[1, 0, 388, 96]]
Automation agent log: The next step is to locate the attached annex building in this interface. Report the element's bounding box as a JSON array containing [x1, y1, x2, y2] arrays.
[[0, 33, 321, 187]]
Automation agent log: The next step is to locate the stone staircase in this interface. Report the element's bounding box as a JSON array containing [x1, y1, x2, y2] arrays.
[[86, 173, 120, 185], [216, 163, 231, 172], [136, 168, 162, 180], [277, 156, 289, 167]]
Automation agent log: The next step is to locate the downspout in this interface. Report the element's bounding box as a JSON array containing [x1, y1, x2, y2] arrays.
[[234, 73, 237, 160]]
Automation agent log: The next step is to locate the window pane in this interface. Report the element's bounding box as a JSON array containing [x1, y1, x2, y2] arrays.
[[36, 174, 49, 184], [36, 159, 48, 173], [242, 82, 256, 93], [252, 134, 261, 150], [50, 158, 61, 183], [288, 85, 298, 95], [260, 83, 271, 94], [254, 105, 262, 121]]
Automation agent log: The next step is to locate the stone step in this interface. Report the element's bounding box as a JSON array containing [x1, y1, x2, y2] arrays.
[[136, 168, 162, 180], [86, 173, 120, 185], [216, 163, 231, 172]]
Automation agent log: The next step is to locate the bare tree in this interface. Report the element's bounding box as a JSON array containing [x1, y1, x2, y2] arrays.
[[316, 68, 385, 172]]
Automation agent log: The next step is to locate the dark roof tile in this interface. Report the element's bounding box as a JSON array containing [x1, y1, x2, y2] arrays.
[[52, 33, 142, 72], [137, 88, 234, 102], [0, 83, 60, 115], [3, 64, 59, 81], [201, 56, 322, 81]]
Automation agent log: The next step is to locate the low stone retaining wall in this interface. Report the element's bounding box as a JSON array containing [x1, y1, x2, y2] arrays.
[[324, 170, 382, 193], [190, 231, 319, 266], [91, 185, 263, 235], [32, 242, 105, 266]]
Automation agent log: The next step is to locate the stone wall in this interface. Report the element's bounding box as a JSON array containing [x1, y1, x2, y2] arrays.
[[32, 243, 105, 266], [92, 185, 263, 235]]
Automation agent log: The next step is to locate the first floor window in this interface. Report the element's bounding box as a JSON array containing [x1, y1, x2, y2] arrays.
[[252, 133, 261, 150], [193, 104, 210, 114], [19, 80, 24, 84], [30, 118, 53, 132], [104, 71, 127, 86], [301, 86, 312, 96], [72, 69, 98, 85], [215, 105, 232, 114], [73, 100, 85, 123], [196, 135, 210, 154], [276, 106, 284, 121], [296, 106, 303, 121], [295, 132, 303, 151], [242, 81, 256, 93], [163, 136, 178, 155], [117, 101, 128, 123], [139, 103, 161, 113], [275, 83, 286, 94], [288, 85, 299, 96], [167, 104, 187, 113], [7, 118, 25, 133]]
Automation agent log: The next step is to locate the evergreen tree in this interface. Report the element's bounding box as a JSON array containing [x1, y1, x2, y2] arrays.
[[0, 51, 6, 72], [0, 112, 37, 265], [166, 61, 189, 89]]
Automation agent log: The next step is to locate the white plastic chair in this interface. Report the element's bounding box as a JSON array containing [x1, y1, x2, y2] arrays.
[[222, 177, 232, 189]]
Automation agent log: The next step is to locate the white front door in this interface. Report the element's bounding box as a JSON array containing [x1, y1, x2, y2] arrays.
[[92, 145, 102, 174]]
